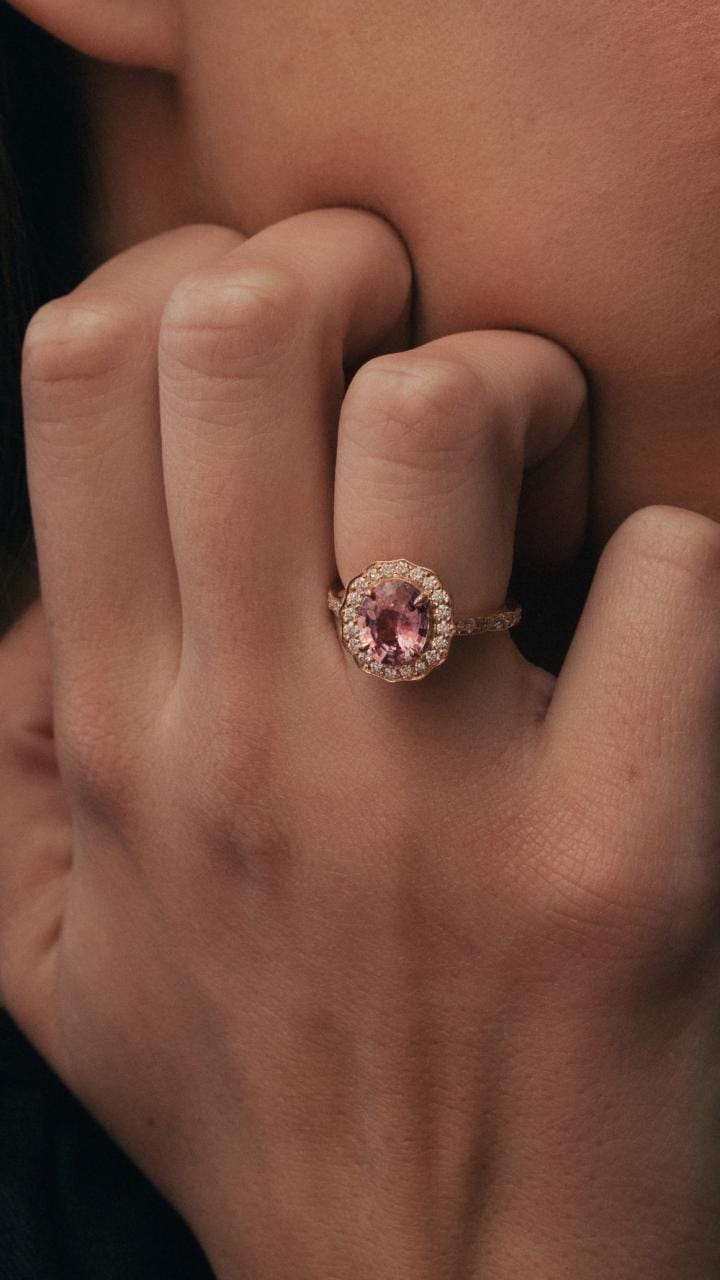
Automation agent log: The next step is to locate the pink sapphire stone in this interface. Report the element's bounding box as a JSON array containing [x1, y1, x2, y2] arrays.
[[355, 578, 431, 667]]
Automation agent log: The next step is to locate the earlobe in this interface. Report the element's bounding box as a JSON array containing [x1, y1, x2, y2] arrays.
[[7, 0, 181, 73]]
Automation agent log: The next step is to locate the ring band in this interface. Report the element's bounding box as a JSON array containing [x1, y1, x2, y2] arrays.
[[328, 559, 521, 682]]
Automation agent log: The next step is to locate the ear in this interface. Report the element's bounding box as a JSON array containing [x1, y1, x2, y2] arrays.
[[8, 0, 180, 73]]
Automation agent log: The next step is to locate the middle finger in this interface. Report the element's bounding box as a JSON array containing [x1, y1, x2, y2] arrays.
[[157, 208, 411, 667]]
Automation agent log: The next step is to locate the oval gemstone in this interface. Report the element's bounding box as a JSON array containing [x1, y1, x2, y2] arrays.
[[354, 578, 431, 667]]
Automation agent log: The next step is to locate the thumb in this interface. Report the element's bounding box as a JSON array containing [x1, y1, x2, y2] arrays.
[[547, 504, 720, 816], [0, 599, 70, 1060]]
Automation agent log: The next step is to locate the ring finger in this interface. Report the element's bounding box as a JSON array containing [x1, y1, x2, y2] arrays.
[[334, 331, 588, 694]]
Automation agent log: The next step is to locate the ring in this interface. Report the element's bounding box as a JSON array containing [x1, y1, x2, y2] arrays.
[[327, 559, 521, 682]]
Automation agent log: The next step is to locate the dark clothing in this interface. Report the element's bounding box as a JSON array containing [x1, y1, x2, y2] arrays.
[[0, 1009, 214, 1280]]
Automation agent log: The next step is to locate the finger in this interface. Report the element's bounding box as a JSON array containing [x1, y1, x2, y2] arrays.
[[21, 225, 241, 697], [333, 330, 587, 686], [548, 505, 720, 799], [0, 602, 68, 1053], [156, 208, 411, 669], [515, 402, 589, 570]]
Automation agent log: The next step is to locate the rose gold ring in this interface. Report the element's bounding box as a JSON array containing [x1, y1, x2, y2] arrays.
[[327, 559, 521, 683]]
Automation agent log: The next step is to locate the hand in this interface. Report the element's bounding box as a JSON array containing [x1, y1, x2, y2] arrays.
[[1, 208, 719, 1279]]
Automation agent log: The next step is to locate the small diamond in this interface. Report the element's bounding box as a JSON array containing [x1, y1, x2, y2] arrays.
[[385, 669, 399, 680], [410, 568, 425, 584], [396, 561, 410, 574], [399, 664, 412, 678]]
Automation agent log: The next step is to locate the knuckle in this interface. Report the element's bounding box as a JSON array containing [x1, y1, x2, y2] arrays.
[[160, 261, 308, 378], [508, 331, 588, 418], [546, 850, 666, 953], [346, 352, 485, 461], [157, 221, 244, 258], [171, 676, 279, 815], [340, 350, 504, 481], [57, 699, 139, 819], [174, 706, 291, 881], [609, 505, 720, 590], [22, 296, 143, 401]]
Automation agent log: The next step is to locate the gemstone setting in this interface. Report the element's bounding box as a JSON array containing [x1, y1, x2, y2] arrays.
[[339, 559, 455, 682], [356, 578, 430, 666]]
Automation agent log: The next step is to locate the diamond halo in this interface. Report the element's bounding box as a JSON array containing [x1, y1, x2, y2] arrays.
[[339, 559, 455, 683]]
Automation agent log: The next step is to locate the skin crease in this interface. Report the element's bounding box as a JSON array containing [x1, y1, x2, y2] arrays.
[[80, 0, 720, 546]]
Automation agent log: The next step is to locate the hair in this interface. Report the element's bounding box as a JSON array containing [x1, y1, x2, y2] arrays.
[[0, 4, 88, 631]]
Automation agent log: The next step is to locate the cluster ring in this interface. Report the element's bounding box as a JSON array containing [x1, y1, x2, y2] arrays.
[[328, 559, 521, 682]]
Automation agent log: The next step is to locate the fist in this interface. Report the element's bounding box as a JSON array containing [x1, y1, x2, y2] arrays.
[[1, 210, 719, 1279]]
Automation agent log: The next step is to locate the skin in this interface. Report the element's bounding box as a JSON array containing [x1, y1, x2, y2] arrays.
[[83, 0, 720, 541], [1, 1, 720, 1277], [2, 210, 719, 1280]]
